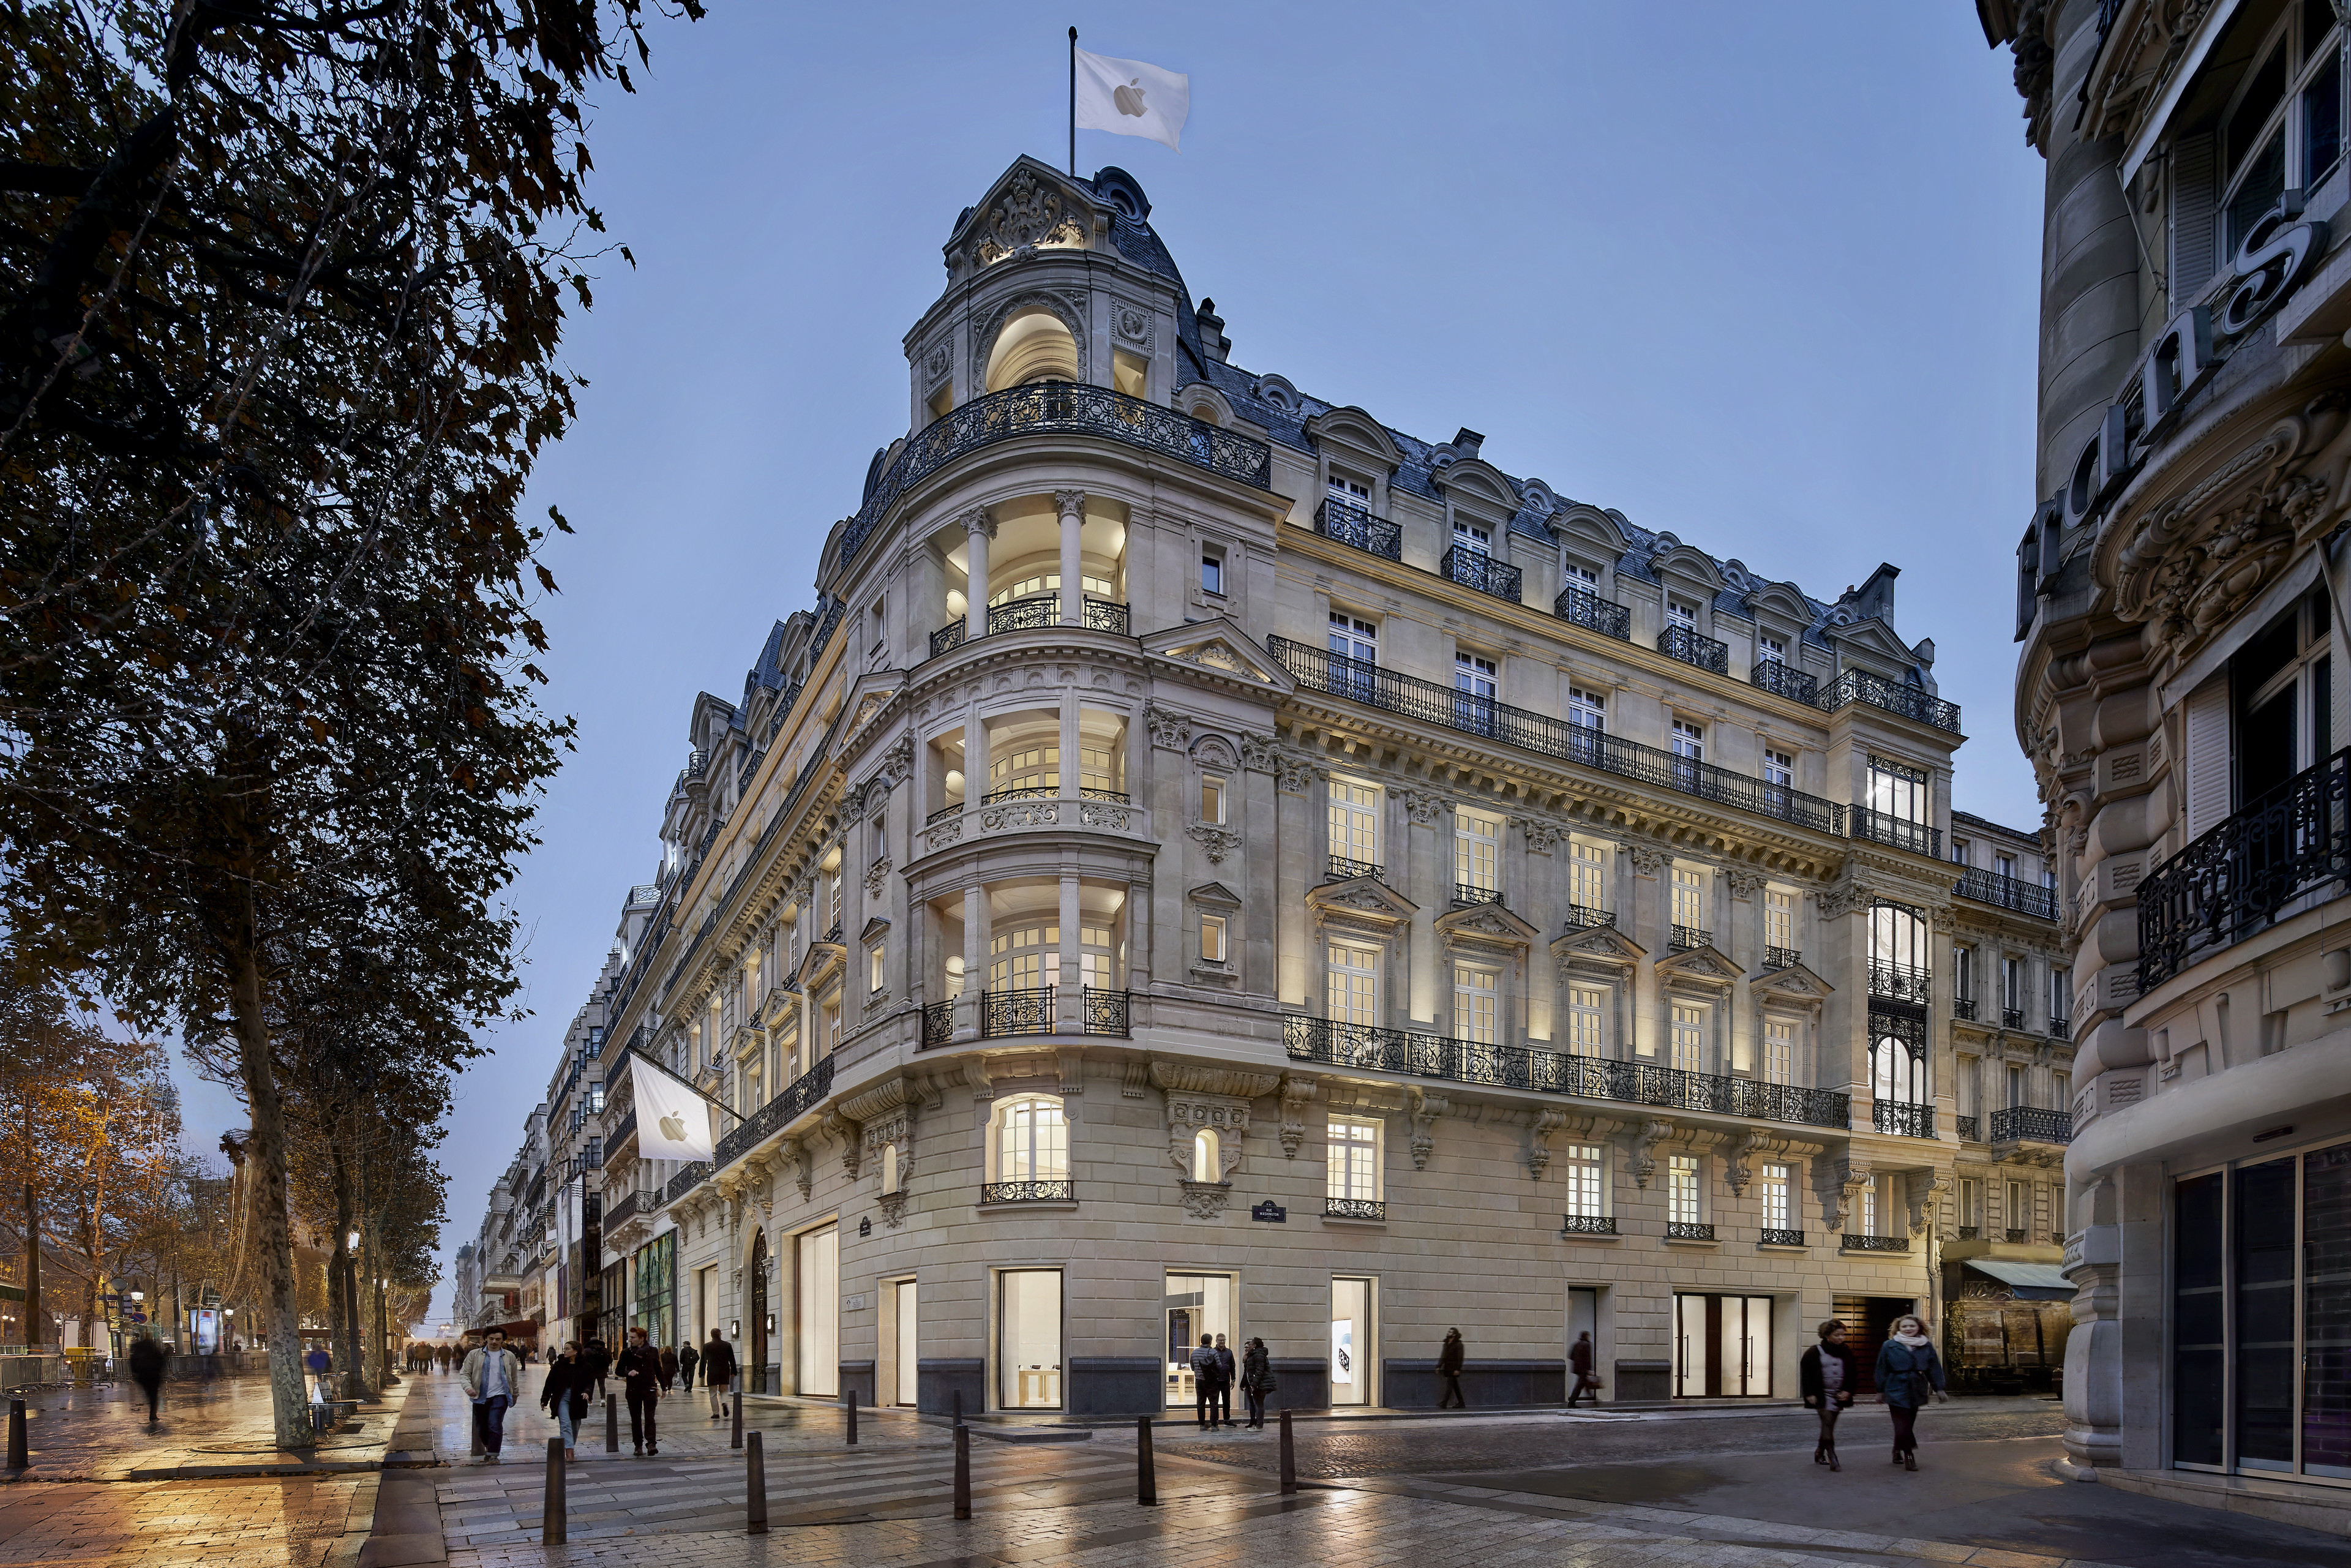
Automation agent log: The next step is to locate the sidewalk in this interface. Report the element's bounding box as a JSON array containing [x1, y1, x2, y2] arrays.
[[0, 1368, 416, 1481]]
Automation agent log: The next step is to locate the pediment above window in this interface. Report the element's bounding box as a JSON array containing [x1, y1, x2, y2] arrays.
[[1307, 876, 1417, 932], [1433, 901, 1539, 951], [1141, 617, 1295, 690], [1305, 405, 1403, 472], [1546, 924, 1646, 969], [1188, 880, 1243, 910], [1654, 943, 1739, 991], [1752, 961, 1834, 1000]]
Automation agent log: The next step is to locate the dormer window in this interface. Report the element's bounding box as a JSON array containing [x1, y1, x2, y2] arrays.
[[1452, 520, 1491, 557], [1329, 473, 1370, 510], [1667, 598, 1699, 631], [1758, 633, 1786, 664]]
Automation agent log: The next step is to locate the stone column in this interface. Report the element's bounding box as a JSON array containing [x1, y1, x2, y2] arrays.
[[1056, 489, 1086, 626], [957, 884, 988, 1043], [1057, 874, 1082, 1030], [964, 508, 995, 640]]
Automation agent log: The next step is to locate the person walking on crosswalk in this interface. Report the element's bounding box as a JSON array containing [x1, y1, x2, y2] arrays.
[[461, 1328, 523, 1465], [678, 1340, 699, 1393], [701, 1327, 736, 1420], [618, 1326, 665, 1456]]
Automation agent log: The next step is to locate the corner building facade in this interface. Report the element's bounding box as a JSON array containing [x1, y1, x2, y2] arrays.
[[585, 156, 2061, 1418], [1987, 0, 2351, 1526]]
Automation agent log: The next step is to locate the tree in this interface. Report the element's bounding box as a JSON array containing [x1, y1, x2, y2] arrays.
[[0, 2, 699, 1446]]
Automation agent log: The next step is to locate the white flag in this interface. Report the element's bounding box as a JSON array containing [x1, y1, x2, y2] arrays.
[[631, 1054, 716, 1162], [1074, 46, 1189, 152]]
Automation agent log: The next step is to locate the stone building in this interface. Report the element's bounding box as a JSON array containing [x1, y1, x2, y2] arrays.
[[1983, 0, 2351, 1526], [539, 155, 2057, 1416]]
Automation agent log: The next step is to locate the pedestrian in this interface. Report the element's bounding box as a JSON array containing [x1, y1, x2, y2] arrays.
[[1569, 1330, 1601, 1406], [702, 1327, 735, 1421], [539, 1343, 590, 1463], [1188, 1335, 1219, 1430], [658, 1342, 679, 1393], [304, 1341, 333, 1421], [1800, 1320, 1856, 1471], [1240, 1337, 1274, 1428], [1211, 1334, 1238, 1428], [617, 1326, 664, 1456], [678, 1339, 699, 1392], [1873, 1314, 1948, 1471], [461, 1328, 522, 1465], [585, 1336, 610, 1402], [127, 1330, 166, 1425], [1437, 1327, 1467, 1409]]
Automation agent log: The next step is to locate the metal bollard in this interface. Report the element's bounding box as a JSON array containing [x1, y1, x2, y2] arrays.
[[846, 1386, 858, 1445], [605, 1394, 618, 1454], [1136, 1416, 1156, 1506], [952, 1422, 972, 1520], [730, 1384, 743, 1450], [542, 1437, 566, 1545], [744, 1429, 767, 1534], [1279, 1406, 1296, 1495], [951, 1388, 963, 1427], [7, 1398, 24, 1471]]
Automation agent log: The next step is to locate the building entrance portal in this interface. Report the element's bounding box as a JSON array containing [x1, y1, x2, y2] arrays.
[[748, 1230, 769, 1397], [1164, 1273, 1233, 1408], [1674, 1294, 1774, 1397]]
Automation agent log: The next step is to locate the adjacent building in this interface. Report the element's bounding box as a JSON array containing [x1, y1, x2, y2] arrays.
[[470, 154, 2064, 1416], [1983, 0, 2351, 1526]]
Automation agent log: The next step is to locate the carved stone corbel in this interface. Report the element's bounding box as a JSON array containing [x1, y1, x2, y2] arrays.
[[1121, 1060, 1150, 1098], [822, 1108, 860, 1179], [1627, 1118, 1672, 1187], [1408, 1088, 1447, 1170], [1526, 1108, 1567, 1180], [1278, 1075, 1318, 1158], [1907, 1169, 1952, 1236], [1725, 1129, 1763, 1196]]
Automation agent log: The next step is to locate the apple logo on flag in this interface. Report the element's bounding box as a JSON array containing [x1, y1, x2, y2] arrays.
[[1114, 78, 1147, 118], [658, 1113, 686, 1141]]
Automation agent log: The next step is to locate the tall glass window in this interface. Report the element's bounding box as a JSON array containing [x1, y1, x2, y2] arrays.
[[1328, 778, 1380, 871], [1454, 809, 1499, 893], [1671, 865, 1705, 936], [1565, 1144, 1605, 1218], [1327, 1119, 1379, 1202], [1668, 1155, 1701, 1225], [1570, 841, 1608, 913], [795, 1225, 838, 1398], [1567, 984, 1607, 1052], [1453, 966, 1497, 1044], [1761, 1163, 1791, 1231], [999, 1269, 1062, 1410], [994, 1095, 1067, 1182], [1670, 1003, 1704, 1073], [1764, 890, 1794, 955], [1867, 754, 1927, 823], [1764, 1018, 1794, 1085], [1327, 943, 1378, 1027]]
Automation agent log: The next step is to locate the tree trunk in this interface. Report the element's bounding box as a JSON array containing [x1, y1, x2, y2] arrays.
[[227, 938, 313, 1449], [328, 1145, 364, 1401], [21, 1176, 37, 1350]]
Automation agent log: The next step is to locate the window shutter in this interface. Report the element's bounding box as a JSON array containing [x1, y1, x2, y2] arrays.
[[2183, 673, 2232, 840], [2170, 134, 2218, 312]]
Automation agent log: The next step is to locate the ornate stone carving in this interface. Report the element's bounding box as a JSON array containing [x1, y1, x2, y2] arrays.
[[1622, 842, 1666, 878], [1122, 1060, 1151, 1099], [864, 857, 891, 898], [1052, 487, 1087, 522], [822, 1109, 861, 1179], [1278, 1075, 1317, 1157], [1408, 1088, 1446, 1170], [961, 506, 997, 541], [1149, 1060, 1282, 1100], [924, 817, 963, 852], [1079, 801, 1132, 831], [1907, 1169, 1951, 1236], [778, 1136, 811, 1201], [1164, 1095, 1249, 1179], [1725, 1129, 1761, 1196], [923, 340, 951, 386], [1395, 788, 1448, 828], [1179, 1180, 1231, 1220], [1526, 1107, 1566, 1180], [1186, 823, 1242, 863], [1520, 819, 1564, 855], [1726, 869, 1764, 900], [981, 801, 1059, 831], [974, 167, 1084, 261], [878, 1190, 909, 1229], [1145, 705, 1193, 749], [1274, 755, 1318, 795], [1627, 1118, 1672, 1188], [1829, 1161, 1873, 1234], [1238, 732, 1278, 771], [1817, 879, 1869, 921], [881, 732, 915, 789], [1114, 302, 1152, 345]]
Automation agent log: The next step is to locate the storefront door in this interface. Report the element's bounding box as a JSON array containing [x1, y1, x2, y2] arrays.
[[796, 1223, 839, 1397], [1674, 1294, 1773, 1397], [748, 1231, 768, 1397], [1164, 1274, 1234, 1408], [894, 1280, 918, 1407], [1331, 1277, 1374, 1406]]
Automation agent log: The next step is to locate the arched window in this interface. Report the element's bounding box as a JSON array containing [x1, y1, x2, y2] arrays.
[[881, 1142, 901, 1195], [1870, 1008, 1928, 1105], [992, 1095, 1068, 1183], [1191, 1128, 1220, 1183], [985, 308, 1079, 392]]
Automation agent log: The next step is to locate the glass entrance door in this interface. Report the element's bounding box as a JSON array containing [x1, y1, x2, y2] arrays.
[[1674, 1294, 1774, 1397], [796, 1224, 838, 1397], [1164, 1274, 1234, 1408], [1331, 1277, 1374, 1406], [748, 1231, 768, 1397], [894, 1280, 918, 1408]]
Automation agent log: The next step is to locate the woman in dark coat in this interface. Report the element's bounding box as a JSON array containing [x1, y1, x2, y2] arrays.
[[1798, 1320, 1856, 1470], [1240, 1337, 1274, 1429], [539, 1344, 590, 1461], [1873, 1314, 1948, 1471]]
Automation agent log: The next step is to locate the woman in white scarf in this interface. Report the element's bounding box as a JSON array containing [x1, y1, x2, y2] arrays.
[[1872, 1315, 1948, 1469]]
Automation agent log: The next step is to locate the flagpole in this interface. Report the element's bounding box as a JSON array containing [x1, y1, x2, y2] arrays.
[[1068, 26, 1077, 175], [623, 1044, 745, 1124]]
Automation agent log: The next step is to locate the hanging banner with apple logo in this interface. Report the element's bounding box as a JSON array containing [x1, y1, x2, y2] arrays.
[[1073, 46, 1190, 152], [632, 1054, 718, 1161]]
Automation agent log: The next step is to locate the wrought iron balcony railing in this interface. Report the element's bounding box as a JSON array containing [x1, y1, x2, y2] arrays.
[[1659, 623, 1730, 675], [1562, 904, 1615, 931], [1082, 987, 1131, 1038], [1952, 997, 1977, 1021], [1955, 866, 2060, 919], [1957, 1224, 1980, 1239], [602, 1190, 643, 1230], [2005, 1227, 2028, 1244], [1824, 667, 1962, 733], [2002, 1007, 2026, 1029], [981, 1180, 1074, 1204], [1872, 1100, 1935, 1139], [1670, 925, 1712, 951], [1270, 638, 1845, 836], [2138, 748, 2351, 992], [1324, 1197, 1386, 1220], [929, 620, 967, 658], [2048, 1014, 2071, 1040], [839, 383, 1272, 565], [1987, 1105, 2072, 1144], [605, 1109, 637, 1157], [1762, 945, 1801, 971], [981, 986, 1055, 1038], [921, 999, 954, 1049], [1312, 497, 1402, 561], [663, 1161, 712, 1206], [1760, 1228, 1805, 1247], [925, 595, 1130, 661], [1852, 808, 1941, 858], [1554, 583, 1632, 641], [1559, 1214, 1616, 1235], [1956, 1115, 1980, 1142], [1751, 659, 1819, 706], [1441, 546, 1521, 602], [714, 1055, 836, 1169], [1868, 960, 1932, 1005], [1843, 1233, 1910, 1253], [1083, 598, 1131, 635], [1326, 854, 1384, 883], [1284, 1015, 1850, 1130], [1665, 1221, 1715, 1241], [1453, 883, 1503, 907]]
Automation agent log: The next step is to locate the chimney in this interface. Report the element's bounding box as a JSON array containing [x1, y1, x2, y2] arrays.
[[1195, 297, 1231, 364], [1854, 562, 1899, 623], [1451, 427, 1485, 462]]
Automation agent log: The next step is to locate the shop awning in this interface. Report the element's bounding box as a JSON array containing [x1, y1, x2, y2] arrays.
[[1964, 1259, 2073, 1299]]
